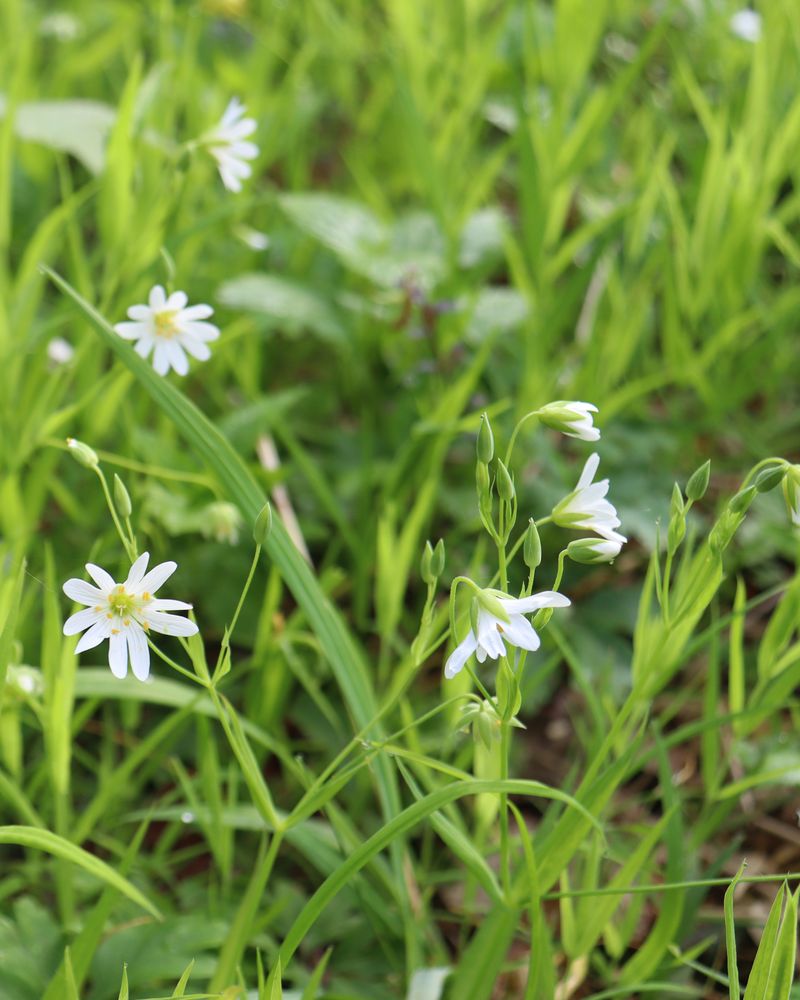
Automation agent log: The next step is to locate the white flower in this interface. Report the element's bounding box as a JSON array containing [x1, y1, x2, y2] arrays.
[[204, 97, 258, 193], [552, 453, 627, 544], [444, 590, 570, 679], [538, 401, 600, 442], [62, 552, 198, 681], [47, 337, 74, 365], [566, 536, 623, 564], [114, 285, 219, 376], [730, 9, 761, 43]]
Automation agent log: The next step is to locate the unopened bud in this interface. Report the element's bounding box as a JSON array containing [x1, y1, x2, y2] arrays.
[[755, 465, 785, 494], [421, 541, 435, 584], [477, 413, 494, 464], [783, 466, 800, 526], [431, 539, 445, 578], [686, 460, 711, 502], [66, 437, 98, 469], [113, 474, 132, 518], [253, 502, 273, 545], [523, 519, 542, 569], [730, 485, 757, 515], [495, 460, 515, 501], [567, 537, 623, 564]]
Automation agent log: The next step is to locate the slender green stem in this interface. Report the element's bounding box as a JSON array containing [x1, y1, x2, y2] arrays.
[[499, 718, 511, 899], [505, 410, 540, 467], [226, 543, 262, 640], [740, 456, 787, 490]]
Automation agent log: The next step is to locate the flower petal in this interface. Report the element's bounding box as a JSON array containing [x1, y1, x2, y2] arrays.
[[166, 290, 188, 311], [502, 614, 541, 652], [108, 630, 128, 679], [149, 285, 167, 310], [125, 552, 150, 589], [477, 609, 506, 660], [179, 337, 211, 362], [127, 624, 150, 682], [74, 617, 112, 654], [499, 591, 571, 615], [62, 578, 105, 606], [139, 609, 198, 637], [115, 321, 147, 340], [576, 453, 600, 490], [166, 341, 190, 376], [63, 607, 105, 635], [444, 631, 478, 679], [135, 337, 155, 359], [149, 598, 193, 611], [180, 304, 214, 321], [127, 304, 151, 321], [134, 560, 177, 596], [85, 563, 116, 592], [153, 342, 171, 376]]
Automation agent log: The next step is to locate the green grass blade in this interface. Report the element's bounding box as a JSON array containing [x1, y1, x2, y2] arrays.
[[0, 825, 161, 918], [724, 862, 746, 1000]]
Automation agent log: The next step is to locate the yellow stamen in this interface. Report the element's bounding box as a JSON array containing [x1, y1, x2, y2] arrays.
[[154, 309, 179, 339]]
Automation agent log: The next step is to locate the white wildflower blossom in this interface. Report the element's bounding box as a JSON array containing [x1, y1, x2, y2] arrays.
[[47, 337, 74, 365], [62, 552, 198, 681], [444, 589, 570, 679], [114, 285, 219, 376], [538, 401, 600, 442], [552, 453, 627, 544], [204, 97, 259, 193], [730, 9, 761, 43], [783, 466, 800, 527]]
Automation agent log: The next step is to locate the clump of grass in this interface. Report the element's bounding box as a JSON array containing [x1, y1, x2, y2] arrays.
[[2, 1, 800, 997]]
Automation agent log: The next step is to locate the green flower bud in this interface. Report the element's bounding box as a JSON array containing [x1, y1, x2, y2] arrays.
[[566, 537, 623, 564], [431, 539, 445, 578], [729, 485, 757, 514], [477, 413, 494, 464], [253, 502, 273, 545], [203, 502, 243, 545], [495, 460, 515, 501], [670, 482, 684, 518], [532, 606, 553, 630], [686, 460, 711, 502], [523, 519, 542, 569], [66, 437, 99, 469], [113, 474, 132, 519], [755, 465, 786, 494], [667, 483, 686, 554]]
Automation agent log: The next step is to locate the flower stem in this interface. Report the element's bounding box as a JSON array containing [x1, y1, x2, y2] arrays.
[[94, 467, 136, 562], [504, 410, 540, 467]]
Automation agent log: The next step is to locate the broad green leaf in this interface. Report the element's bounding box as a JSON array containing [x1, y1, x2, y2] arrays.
[[746, 883, 787, 997], [445, 903, 519, 1000], [1, 97, 115, 173], [216, 273, 346, 344]]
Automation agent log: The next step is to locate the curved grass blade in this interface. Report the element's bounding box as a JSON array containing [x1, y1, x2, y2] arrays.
[[0, 824, 160, 917], [278, 777, 599, 970]]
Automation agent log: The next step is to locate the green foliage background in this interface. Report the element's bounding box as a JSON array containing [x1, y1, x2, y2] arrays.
[[1, 0, 800, 997]]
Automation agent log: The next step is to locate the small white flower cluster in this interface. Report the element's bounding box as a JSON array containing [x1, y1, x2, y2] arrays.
[[444, 400, 626, 680]]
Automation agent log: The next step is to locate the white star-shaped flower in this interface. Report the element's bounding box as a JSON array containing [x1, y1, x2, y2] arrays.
[[552, 453, 627, 544], [204, 97, 259, 193], [114, 285, 219, 376], [62, 552, 198, 681], [444, 590, 570, 679]]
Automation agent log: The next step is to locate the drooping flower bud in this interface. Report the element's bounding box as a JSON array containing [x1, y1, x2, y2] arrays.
[[66, 437, 99, 469], [566, 537, 623, 564], [537, 400, 600, 442], [729, 485, 757, 515], [755, 464, 786, 494]]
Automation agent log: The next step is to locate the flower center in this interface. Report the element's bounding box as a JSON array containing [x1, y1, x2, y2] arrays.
[[108, 585, 137, 617], [154, 309, 179, 339]]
